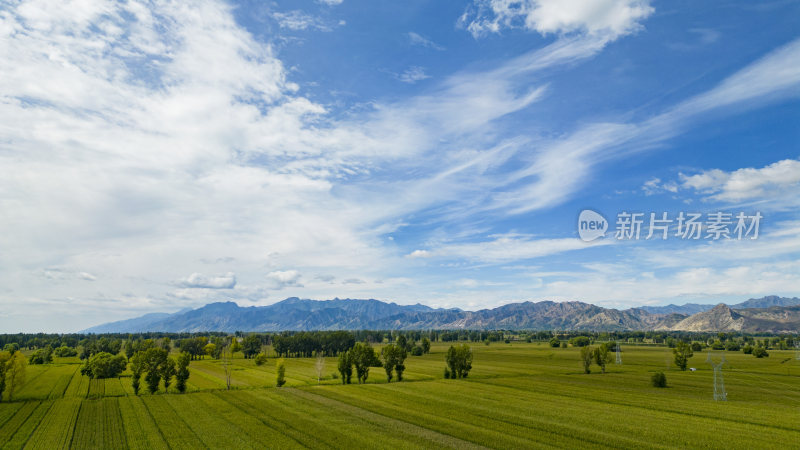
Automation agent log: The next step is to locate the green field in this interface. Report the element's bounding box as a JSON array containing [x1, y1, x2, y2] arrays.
[[1, 343, 799, 449]]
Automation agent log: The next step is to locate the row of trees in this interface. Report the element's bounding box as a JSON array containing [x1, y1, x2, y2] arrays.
[[129, 348, 191, 394], [0, 350, 27, 402], [580, 344, 612, 374]]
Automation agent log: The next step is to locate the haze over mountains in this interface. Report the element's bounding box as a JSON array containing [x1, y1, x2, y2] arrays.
[[84, 296, 800, 334]]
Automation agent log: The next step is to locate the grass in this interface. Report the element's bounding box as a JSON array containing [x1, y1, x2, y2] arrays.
[[0, 343, 798, 448]]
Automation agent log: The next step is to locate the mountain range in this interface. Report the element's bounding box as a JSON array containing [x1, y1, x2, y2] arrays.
[[83, 296, 800, 333]]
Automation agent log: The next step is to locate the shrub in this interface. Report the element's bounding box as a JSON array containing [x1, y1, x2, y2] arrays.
[[725, 341, 741, 352], [82, 352, 127, 378], [276, 358, 286, 387], [411, 346, 423, 356], [254, 353, 268, 366], [690, 342, 703, 352], [651, 372, 667, 388], [569, 336, 592, 347], [549, 338, 560, 348], [742, 345, 753, 354], [753, 347, 769, 358], [54, 346, 78, 357]]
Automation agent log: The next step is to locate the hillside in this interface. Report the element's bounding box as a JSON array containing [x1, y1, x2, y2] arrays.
[[83, 295, 800, 333]]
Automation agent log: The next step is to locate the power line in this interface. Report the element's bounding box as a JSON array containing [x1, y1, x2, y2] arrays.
[[706, 351, 727, 401]]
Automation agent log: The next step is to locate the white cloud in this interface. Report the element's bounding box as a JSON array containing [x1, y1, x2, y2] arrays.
[[406, 250, 432, 258], [642, 177, 677, 195], [679, 159, 800, 202], [272, 10, 334, 31], [413, 234, 611, 263], [407, 32, 445, 50], [318, 0, 343, 5], [460, 0, 654, 40], [181, 272, 236, 289], [266, 270, 303, 290], [396, 66, 431, 84]]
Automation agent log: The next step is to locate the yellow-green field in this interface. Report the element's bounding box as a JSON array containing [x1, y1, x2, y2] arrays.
[[2, 342, 800, 449]]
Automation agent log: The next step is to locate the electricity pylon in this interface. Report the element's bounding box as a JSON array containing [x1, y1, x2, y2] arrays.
[[615, 341, 622, 364], [795, 340, 800, 360], [706, 352, 727, 401]]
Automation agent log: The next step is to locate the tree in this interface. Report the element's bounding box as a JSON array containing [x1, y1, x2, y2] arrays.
[[54, 346, 78, 357], [315, 352, 325, 384], [580, 346, 593, 374], [421, 337, 431, 354], [129, 352, 144, 395], [593, 344, 611, 374], [753, 347, 769, 358], [549, 337, 561, 348], [337, 351, 353, 384], [175, 352, 190, 393], [221, 342, 233, 390], [0, 351, 10, 402], [230, 338, 242, 355], [350, 342, 379, 384], [254, 353, 268, 366], [161, 358, 176, 392], [242, 335, 262, 359], [381, 344, 408, 382], [276, 358, 286, 387], [569, 336, 592, 347], [142, 347, 169, 394], [81, 352, 127, 378], [445, 344, 473, 379], [5, 351, 27, 401], [651, 371, 667, 388], [124, 340, 135, 360], [673, 341, 693, 371], [396, 335, 407, 351], [161, 337, 171, 352], [30, 345, 53, 364], [691, 342, 703, 352]]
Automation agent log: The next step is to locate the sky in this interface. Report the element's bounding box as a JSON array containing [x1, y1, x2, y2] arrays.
[[1, 0, 799, 332]]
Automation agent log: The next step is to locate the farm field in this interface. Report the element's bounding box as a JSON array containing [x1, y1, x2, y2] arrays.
[[1, 343, 799, 449]]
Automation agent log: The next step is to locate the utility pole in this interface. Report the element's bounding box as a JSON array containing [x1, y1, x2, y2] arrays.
[[615, 341, 622, 365], [706, 352, 727, 401]]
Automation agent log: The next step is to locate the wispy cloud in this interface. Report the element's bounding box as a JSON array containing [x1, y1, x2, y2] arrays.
[[396, 66, 431, 83], [181, 272, 237, 289], [272, 10, 336, 31], [407, 32, 445, 50]]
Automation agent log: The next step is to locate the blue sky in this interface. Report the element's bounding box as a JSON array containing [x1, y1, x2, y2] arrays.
[[0, 0, 799, 332]]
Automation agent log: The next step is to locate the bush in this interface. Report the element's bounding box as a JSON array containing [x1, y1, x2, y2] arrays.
[[569, 336, 592, 347], [411, 346, 423, 356], [651, 372, 667, 388], [29, 346, 53, 364], [753, 347, 769, 358], [82, 352, 127, 378], [690, 342, 703, 352], [549, 337, 560, 348], [254, 353, 268, 366], [742, 345, 753, 354], [725, 341, 741, 352]]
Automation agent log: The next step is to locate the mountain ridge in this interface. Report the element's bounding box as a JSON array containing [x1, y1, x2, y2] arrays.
[[83, 296, 800, 333]]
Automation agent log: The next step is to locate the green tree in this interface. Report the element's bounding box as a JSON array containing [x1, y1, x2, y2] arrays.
[[396, 335, 408, 351], [549, 337, 561, 348], [81, 352, 127, 378], [129, 352, 144, 395], [254, 353, 268, 366], [593, 344, 611, 374], [445, 344, 473, 379], [175, 352, 190, 394], [5, 351, 27, 401], [29, 345, 53, 364], [142, 347, 169, 394], [276, 358, 286, 387], [242, 335, 262, 359], [753, 347, 769, 358], [351, 342, 379, 384], [0, 351, 10, 402], [580, 346, 593, 374], [230, 338, 242, 355], [651, 371, 667, 388], [421, 337, 431, 354], [673, 341, 693, 371], [161, 358, 176, 392], [124, 340, 135, 360], [337, 351, 353, 384], [381, 344, 408, 382]]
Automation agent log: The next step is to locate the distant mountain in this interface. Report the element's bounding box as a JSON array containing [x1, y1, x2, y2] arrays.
[[83, 296, 800, 333], [638, 296, 800, 315], [733, 295, 800, 309], [671, 303, 800, 333]]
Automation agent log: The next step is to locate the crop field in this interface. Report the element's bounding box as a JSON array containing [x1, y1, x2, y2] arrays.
[[0, 343, 799, 449]]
